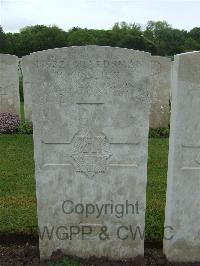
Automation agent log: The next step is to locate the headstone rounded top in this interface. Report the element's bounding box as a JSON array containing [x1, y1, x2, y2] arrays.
[[174, 51, 200, 83], [175, 50, 200, 58], [28, 45, 151, 57], [0, 53, 18, 58]]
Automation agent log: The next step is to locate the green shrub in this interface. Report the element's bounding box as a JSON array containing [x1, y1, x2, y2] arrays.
[[149, 127, 170, 138], [17, 120, 33, 134]]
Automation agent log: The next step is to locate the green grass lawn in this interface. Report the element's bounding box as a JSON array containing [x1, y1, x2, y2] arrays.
[[0, 135, 36, 234], [146, 138, 169, 240], [0, 135, 168, 240]]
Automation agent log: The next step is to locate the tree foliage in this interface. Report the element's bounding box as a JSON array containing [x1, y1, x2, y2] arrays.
[[0, 21, 199, 57], [0, 26, 7, 52]]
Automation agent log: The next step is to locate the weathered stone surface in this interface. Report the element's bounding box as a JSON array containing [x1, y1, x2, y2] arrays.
[[150, 56, 171, 128], [164, 51, 200, 262], [22, 55, 32, 121], [0, 54, 20, 115], [30, 46, 151, 260]]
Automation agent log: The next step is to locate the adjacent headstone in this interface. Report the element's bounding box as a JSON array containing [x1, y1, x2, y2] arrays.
[[30, 46, 151, 260], [150, 56, 171, 128], [0, 54, 20, 116], [22, 55, 32, 121], [164, 52, 200, 262], [169, 60, 174, 102]]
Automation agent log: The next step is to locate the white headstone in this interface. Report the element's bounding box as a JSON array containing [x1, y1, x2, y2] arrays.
[[22, 55, 32, 121], [30, 46, 151, 260], [164, 51, 200, 262], [0, 54, 20, 116], [150, 56, 171, 128]]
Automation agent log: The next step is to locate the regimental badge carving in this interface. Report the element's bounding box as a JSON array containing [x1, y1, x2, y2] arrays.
[[70, 128, 112, 178]]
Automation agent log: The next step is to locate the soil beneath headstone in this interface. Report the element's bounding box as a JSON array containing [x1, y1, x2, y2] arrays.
[[0, 236, 200, 266]]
